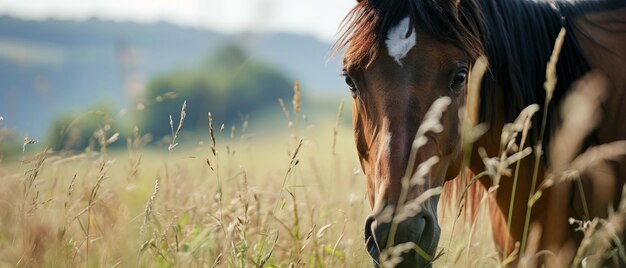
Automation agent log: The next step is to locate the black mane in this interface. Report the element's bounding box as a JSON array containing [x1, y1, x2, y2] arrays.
[[477, 0, 587, 144], [478, 0, 626, 152]]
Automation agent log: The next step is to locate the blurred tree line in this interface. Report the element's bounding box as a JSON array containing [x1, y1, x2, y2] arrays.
[[45, 44, 293, 151], [0, 128, 21, 160], [138, 44, 292, 140], [46, 105, 122, 152]]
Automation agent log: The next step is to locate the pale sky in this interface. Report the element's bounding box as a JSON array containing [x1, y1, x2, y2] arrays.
[[0, 0, 355, 41]]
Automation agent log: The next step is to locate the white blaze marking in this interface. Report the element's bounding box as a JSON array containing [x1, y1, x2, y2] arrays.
[[385, 17, 416, 65]]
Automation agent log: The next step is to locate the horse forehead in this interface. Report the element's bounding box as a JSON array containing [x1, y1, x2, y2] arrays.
[[385, 16, 416, 66]]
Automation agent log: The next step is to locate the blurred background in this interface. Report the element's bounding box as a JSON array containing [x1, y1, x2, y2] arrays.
[[0, 0, 354, 156]]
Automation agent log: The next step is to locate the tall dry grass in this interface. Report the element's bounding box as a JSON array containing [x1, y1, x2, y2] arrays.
[[0, 84, 376, 267]]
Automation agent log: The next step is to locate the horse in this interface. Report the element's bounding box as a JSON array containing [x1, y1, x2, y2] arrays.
[[333, 0, 626, 266]]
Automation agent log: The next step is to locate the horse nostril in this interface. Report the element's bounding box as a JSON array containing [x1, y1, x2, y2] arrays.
[[364, 215, 381, 261]]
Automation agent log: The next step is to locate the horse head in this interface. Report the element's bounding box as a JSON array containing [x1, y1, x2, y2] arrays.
[[335, 0, 484, 266]]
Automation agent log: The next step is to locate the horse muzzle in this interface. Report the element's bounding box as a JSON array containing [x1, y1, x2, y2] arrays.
[[364, 200, 441, 268]]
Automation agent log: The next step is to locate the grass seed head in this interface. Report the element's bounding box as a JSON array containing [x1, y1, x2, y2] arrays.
[[544, 27, 566, 102], [168, 100, 187, 151], [467, 56, 488, 125], [332, 100, 345, 155], [142, 177, 159, 236], [293, 80, 301, 115], [208, 112, 217, 156], [278, 98, 292, 128], [22, 137, 39, 152]]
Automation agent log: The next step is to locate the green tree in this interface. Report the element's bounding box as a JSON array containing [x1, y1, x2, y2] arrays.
[[138, 44, 293, 139], [46, 104, 121, 152]]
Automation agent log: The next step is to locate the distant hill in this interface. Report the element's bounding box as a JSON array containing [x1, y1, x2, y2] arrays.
[[247, 33, 343, 92], [0, 15, 344, 137]]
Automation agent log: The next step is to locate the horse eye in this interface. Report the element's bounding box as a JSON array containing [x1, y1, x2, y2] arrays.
[[449, 70, 467, 93], [344, 75, 358, 95]]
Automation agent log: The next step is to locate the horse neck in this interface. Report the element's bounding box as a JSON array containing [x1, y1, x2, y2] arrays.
[[467, 0, 591, 255], [467, 0, 626, 258]]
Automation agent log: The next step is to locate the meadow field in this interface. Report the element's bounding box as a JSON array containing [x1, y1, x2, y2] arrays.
[[0, 93, 501, 267]]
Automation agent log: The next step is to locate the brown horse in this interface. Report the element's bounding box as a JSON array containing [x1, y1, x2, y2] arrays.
[[334, 0, 626, 266]]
